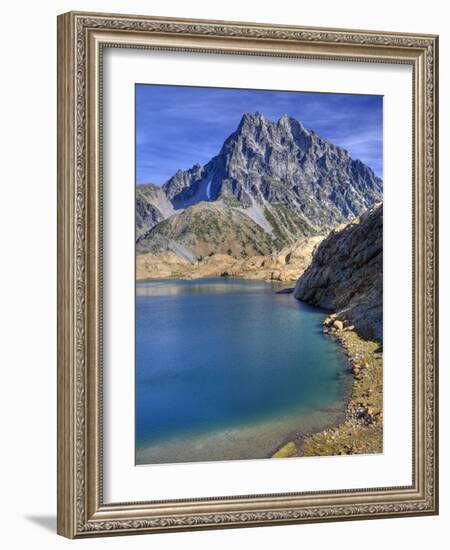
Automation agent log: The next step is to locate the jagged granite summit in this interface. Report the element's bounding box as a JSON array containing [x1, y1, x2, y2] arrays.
[[294, 203, 383, 341], [137, 112, 383, 259]]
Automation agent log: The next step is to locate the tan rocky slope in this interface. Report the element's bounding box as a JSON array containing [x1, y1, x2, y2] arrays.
[[137, 235, 324, 282], [294, 203, 382, 341]]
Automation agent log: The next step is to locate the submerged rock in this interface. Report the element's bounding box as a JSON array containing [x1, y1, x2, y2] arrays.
[[276, 287, 295, 294], [272, 441, 297, 458]]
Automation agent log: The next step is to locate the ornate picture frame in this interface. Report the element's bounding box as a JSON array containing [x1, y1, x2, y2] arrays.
[[57, 11, 438, 538]]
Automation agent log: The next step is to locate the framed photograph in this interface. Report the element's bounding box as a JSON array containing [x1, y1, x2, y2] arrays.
[[57, 11, 439, 538]]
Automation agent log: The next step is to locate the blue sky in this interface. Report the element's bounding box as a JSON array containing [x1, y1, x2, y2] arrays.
[[136, 84, 383, 185]]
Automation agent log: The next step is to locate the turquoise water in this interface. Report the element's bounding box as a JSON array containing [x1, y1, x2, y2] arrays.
[[135, 278, 351, 464]]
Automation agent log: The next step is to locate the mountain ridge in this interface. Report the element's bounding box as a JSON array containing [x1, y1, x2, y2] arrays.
[[137, 112, 382, 260]]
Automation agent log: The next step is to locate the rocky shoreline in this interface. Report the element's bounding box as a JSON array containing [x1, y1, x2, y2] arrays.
[[272, 315, 383, 459], [271, 203, 384, 459]]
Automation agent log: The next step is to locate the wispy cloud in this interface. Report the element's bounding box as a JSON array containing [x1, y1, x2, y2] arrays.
[[136, 84, 383, 184]]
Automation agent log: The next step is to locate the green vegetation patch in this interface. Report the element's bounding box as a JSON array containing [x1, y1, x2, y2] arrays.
[[220, 195, 242, 208], [272, 204, 315, 237], [264, 207, 288, 249], [272, 441, 298, 458]]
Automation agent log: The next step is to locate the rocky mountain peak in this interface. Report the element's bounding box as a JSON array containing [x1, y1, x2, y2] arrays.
[[277, 112, 307, 132], [238, 111, 265, 127], [137, 112, 383, 255]]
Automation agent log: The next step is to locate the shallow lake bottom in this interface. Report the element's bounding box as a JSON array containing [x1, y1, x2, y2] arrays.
[[135, 278, 352, 465]]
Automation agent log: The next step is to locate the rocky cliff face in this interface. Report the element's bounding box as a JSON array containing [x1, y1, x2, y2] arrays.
[[294, 203, 382, 342], [137, 112, 382, 259], [136, 184, 175, 240]]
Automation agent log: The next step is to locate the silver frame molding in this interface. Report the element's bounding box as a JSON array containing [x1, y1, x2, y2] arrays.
[[57, 11, 439, 538]]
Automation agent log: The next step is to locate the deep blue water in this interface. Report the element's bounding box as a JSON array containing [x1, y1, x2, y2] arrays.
[[136, 278, 350, 463]]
